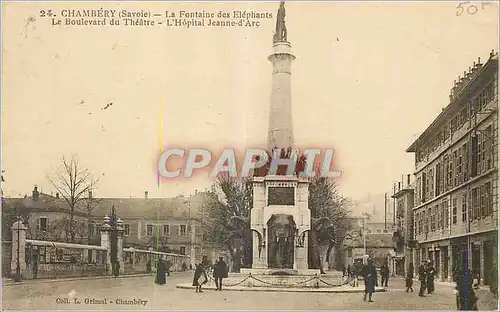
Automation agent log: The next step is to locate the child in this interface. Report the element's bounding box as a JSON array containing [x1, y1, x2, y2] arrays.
[[405, 271, 414, 292]]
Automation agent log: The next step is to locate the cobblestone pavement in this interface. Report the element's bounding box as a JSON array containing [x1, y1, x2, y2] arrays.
[[2, 273, 498, 310]]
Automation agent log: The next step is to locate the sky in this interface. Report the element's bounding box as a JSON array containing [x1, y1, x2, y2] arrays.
[[2, 1, 499, 207]]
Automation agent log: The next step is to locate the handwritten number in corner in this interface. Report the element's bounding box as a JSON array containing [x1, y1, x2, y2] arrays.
[[457, 1, 491, 16]]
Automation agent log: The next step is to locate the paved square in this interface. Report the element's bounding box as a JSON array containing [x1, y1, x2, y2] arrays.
[[2, 273, 497, 310]]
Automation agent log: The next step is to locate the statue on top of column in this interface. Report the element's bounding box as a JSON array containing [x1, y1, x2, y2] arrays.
[[273, 1, 287, 43]]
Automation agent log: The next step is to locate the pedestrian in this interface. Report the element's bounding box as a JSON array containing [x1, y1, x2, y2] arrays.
[[405, 270, 414, 292], [146, 259, 151, 274], [192, 263, 208, 293], [426, 260, 435, 294], [342, 265, 347, 277], [362, 258, 377, 302], [347, 264, 352, 278], [454, 270, 478, 310], [418, 262, 427, 297], [213, 256, 229, 291], [380, 263, 389, 287], [155, 258, 167, 285]]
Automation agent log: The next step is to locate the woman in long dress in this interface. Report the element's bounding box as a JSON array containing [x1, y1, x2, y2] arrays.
[[192, 263, 208, 293], [155, 258, 167, 285]]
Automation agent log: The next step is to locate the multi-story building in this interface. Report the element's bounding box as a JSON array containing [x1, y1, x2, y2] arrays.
[[406, 50, 498, 285], [391, 174, 415, 277], [2, 187, 216, 269]]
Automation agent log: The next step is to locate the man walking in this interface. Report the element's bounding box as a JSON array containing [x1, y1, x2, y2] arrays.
[[380, 263, 390, 287], [213, 257, 228, 291], [426, 260, 435, 294], [418, 262, 427, 297]]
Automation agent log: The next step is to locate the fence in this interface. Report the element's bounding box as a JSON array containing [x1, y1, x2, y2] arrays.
[[24, 240, 108, 279], [123, 248, 190, 275]]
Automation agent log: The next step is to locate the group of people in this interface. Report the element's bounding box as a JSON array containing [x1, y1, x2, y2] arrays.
[[417, 260, 435, 296], [153, 256, 229, 292], [192, 257, 229, 293]]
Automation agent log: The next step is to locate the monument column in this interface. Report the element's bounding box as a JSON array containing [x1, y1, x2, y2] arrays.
[[267, 1, 295, 152]]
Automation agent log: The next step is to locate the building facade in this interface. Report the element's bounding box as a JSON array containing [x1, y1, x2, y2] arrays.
[[3, 188, 216, 269], [391, 174, 415, 277], [406, 51, 498, 285]]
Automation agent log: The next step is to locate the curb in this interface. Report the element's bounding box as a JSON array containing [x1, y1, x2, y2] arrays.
[[175, 284, 387, 293], [2, 273, 154, 286]]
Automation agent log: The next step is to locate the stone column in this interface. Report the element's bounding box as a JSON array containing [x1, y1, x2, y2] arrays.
[[130, 247, 136, 270], [116, 218, 125, 274], [11, 220, 27, 278], [100, 215, 112, 275]]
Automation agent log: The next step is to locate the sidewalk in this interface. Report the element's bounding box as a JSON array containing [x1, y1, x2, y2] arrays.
[[2, 271, 191, 287], [1, 272, 153, 286]]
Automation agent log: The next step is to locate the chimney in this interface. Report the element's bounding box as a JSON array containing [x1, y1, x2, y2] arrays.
[[398, 182, 401, 191], [89, 190, 93, 199], [32, 185, 39, 200], [56, 193, 59, 199], [145, 191, 148, 199]]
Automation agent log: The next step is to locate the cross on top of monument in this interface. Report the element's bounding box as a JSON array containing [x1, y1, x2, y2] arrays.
[[273, 1, 288, 44]]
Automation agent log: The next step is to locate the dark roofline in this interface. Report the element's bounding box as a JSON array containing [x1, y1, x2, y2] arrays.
[[406, 52, 498, 153]]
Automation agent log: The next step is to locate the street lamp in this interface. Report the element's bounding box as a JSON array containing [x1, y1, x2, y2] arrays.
[[14, 215, 21, 282]]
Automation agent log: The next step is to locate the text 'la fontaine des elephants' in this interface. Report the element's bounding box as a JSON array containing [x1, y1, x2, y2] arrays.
[[51, 9, 273, 27]]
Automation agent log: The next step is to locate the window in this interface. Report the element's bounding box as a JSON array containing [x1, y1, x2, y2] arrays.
[[124, 224, 130, 236], [421, 172, 427, 202], [458, 147, 463, 185], [447, 154, 454, 189], [348, 249, 352, 257], [37, 217, 48, 232], [451, 116, 458, 134], [471, 188, 479, 220], [163, 225, 170, 236], [436, 162, 442, 196], [430, 206, 436, 232], [486, 125, 493, 170], [463, 143, 469, 181], [486, 182, 493, 216], [462, 193, 467, 222], [480, 184, 486, 218], [180, 246, 186, 255], [179, 225, 187, 236], [452, 198, 458, 225], [425, 209, 430, 233], [146, 224, 153, 236], [88, 223, 95, 236], [471, 135, 478, 177]]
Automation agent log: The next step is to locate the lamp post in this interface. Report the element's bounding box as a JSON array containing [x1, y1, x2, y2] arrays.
[[14, 215, 21, 282]]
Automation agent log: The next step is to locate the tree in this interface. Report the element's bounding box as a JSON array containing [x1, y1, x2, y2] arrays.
[[308, 176, 352, 273], [199, 173, 253, 272], [80, 187, 102, 244], [47, 156, 99, 243]]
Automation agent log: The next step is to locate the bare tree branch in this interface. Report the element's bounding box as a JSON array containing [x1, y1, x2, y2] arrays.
[[46, 155, 99, 243]]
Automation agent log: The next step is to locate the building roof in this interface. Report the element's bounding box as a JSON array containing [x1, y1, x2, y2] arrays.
[[406, 52, 498, 153], [3, 192, 210, 220]]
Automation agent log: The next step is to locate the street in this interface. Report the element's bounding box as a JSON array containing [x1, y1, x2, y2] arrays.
[[2, 273, 497, 310]]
